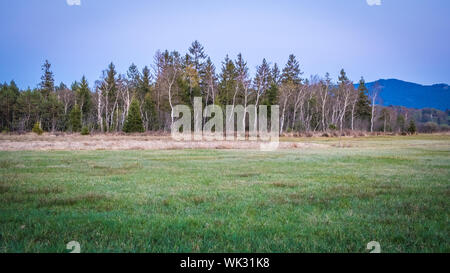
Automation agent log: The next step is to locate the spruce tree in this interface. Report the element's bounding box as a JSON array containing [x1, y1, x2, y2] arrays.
[[356, 77, 371, 120], [139, 66, 158, 130], [217, 55, 237, 106], [140, 66, 152, 95], [338, 69, 349, 84], [123, 98, 144, 133], [180, 54, 201, 107], [407, 119, 417, 135], [77, 76, 91, 119], [127, 63, 140, 90], [188, 40, 207, 72], [272, 63, 281, 85], [281, 54, 302, 84], [105, 62, 118, 106], [40, 60, 54, 98], [69, 104, 82, 132], [396, 114, 406, 132]]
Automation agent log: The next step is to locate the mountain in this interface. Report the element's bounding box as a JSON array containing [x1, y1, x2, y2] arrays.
[[359, 79, 450, 110]]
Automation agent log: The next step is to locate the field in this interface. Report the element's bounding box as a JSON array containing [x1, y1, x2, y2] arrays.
[[0, 135, 449, 253]]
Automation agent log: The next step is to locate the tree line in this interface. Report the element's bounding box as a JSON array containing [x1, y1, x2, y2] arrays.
[[1, 41, 448, 135]]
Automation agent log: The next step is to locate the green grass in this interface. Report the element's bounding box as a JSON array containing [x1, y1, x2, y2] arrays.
[[0, 135, 449, 253]]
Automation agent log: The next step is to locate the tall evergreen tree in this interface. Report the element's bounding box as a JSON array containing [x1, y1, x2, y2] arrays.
[[407, 119, 417, 134], [77, 76, 91, 121], [338, 68, 349, 85], [235, 53, 250, 96], [355, 77, 371, 119], [396, 114, 406, 132], [272, 63, 281, 85], [38, 60, 62, 131], [40, 60, 55, 98], [217, 55, 237, 106], [100, 62, 118, 131], [127, 63, 140, 93], [139, 66, 152, 95], [123, 98, 144, 133], [203, 57, 218, 105], [281, 54, 302, 84], [139, 66, 158, 130], [254, 58, 272, 122], [180, 54, 201, 107], [188, 40, 207, 73]]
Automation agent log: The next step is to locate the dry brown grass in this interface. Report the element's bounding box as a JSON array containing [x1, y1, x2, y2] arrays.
[[0, 133, 328, 151]]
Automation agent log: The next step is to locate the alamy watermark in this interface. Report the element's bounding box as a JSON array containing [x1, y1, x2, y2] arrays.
[[170, 97, 280, 151]]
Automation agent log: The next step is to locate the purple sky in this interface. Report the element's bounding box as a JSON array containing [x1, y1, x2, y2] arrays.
[[1, 0, 449, 89]]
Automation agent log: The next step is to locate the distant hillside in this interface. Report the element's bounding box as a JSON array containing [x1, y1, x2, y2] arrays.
[[359, 79, 450, 110]]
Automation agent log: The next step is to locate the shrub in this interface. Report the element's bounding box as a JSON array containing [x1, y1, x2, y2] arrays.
[[440, 124, 450, 132], [422, 122, 439, 133], [32, 122, 44, 135], [328, 124, 337, 130], [81, 126, 90, 135]]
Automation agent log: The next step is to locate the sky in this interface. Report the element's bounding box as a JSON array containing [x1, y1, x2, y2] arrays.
[[0, 0, 449, 89]]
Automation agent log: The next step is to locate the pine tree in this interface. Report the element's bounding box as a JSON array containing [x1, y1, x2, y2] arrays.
[[123, 98, 144, 133], [203, 57, 217, 105], [407, 119, 417, 135], [217, 55, 237, 106], [40, 60, 54, 98], [180, 54, 201, 107], [356, 77, 371, 119], [271, 63, 281, 86], [127, 63, 140, 92], [38, 60, 63, 131], [188, 40, 207, 73], [396, 114, 406, 132], [338, 69, 349, 84], [265, 63, 280, 119], [101, 62, 118, 132], [140, 66, 152, 95], [139, 66, 158, 130], [281, 54, 302, 84], [254, 58, 272, 125], [235, 53, 250, 101], [69, 104, 82, 132], [77, 76, 91, 120]]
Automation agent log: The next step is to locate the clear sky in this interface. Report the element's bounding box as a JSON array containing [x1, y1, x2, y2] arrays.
[[1, 0, 449, 89]]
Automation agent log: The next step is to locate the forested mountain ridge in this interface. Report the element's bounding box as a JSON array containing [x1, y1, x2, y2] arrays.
[[363, 79, 449, 110]]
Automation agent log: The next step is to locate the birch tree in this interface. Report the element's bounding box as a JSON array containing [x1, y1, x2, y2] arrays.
[[235, 53, 251, 130], [254, 59, 271, 130], [369, 82, 381, 133]]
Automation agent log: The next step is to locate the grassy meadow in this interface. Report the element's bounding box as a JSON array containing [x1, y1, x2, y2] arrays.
[[0, 135, 449, 252]]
